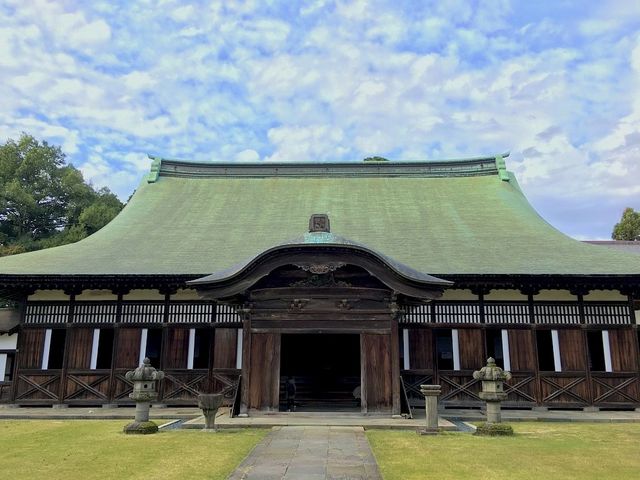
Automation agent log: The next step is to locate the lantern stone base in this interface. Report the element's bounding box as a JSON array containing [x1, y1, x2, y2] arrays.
[[474, 422, 513, 436], [123, 420, 159, 435], [417, 427, 441, 436]]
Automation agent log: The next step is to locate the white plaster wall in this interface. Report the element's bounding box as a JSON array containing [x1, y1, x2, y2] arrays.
[[123, 289, 165, 301], [584, 290, 628, 301], [440, 289, 477, 301], [0, 354, 7, 382], [171, 289, 201, 300], [0, 333, 18, 350], [28, 290, 68, 301], [484, 289, 528, 301], [534, 290, 576, 301], [75, 290, 117, 301]]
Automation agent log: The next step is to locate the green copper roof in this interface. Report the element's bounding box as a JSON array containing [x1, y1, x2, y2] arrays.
[[1, 156, 640, 276]]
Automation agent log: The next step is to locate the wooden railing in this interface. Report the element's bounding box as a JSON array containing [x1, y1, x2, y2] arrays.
[[14, 370, 62, 404], [0, 382, 12, 402], [159, 368, 240, 405], [24, 301, 242, 325], [402, 368, 639, 408], [583, 303, 633, 325], [400, 301, 632, 325], [63, 369, 111, 403]]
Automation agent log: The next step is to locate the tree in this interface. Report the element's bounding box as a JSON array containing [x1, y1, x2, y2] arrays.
[[0, 134, 124, 256], [612, 207, 640, 241]]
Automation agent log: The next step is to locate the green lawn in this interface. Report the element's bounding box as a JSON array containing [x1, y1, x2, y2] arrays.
[[0, 420, 266, 480], [368, 422, 640, 480]]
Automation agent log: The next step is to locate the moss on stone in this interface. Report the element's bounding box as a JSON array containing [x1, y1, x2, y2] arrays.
[[474, 422, 514, 436], [123, 420, 159, 435]]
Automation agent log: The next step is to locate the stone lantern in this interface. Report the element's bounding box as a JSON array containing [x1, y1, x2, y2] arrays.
[[123, 357, 165, 434], [472, 357, 513, 435]]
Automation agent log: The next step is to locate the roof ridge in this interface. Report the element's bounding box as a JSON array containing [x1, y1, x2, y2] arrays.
[[146, 152, 511, 180]]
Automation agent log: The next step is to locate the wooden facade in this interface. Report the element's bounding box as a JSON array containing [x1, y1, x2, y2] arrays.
[[0, 246, 638, 412], [1, 289, 638, 411], [1, 159, 639, 413]]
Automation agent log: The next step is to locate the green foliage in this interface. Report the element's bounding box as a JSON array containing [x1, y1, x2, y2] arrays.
[[363, 156, 389, 162], [612, 207, 640, 241], [474, 422, 514, 436], [0, 134, 124, 256], [123, 420, 159, 435]]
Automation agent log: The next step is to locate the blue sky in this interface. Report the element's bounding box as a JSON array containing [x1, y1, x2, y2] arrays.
[[1, 0, 639, 239]]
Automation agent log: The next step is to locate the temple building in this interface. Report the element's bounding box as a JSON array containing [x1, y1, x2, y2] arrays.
[[0, 154, 639, 414]]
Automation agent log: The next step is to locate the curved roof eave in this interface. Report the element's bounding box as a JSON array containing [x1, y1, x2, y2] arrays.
[[188, 233, 452, 297]]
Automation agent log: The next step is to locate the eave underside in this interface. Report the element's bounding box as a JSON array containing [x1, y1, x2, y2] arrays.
[[2, 273, 639, 299]]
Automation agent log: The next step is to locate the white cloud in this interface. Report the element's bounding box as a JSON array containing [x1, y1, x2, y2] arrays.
[[170, 5, 195, 23], [121, 152, 151, 172], [67, 19, 111, 47], [122, 71, 157, 91], [266, 125, 347, 162], [235, 149, 260, 162], [0, 0, 639, 237]]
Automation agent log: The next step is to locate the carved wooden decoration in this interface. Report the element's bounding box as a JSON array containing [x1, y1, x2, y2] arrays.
[[309, 214, 330, 232]]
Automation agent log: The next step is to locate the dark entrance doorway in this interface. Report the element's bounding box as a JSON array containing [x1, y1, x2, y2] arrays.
[[280, 334, 360, 411]]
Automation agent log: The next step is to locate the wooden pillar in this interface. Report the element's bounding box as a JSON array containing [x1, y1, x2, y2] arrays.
[[359, 333, 367, 413], [527, 294, 535, 324], [581, 327, 594, 405], [58, 293, 76, 405], [526, 292, 542, 406], [9, 296, 28, 403], [240, 317, 251, 416], [390, 318, 401, 416], [107, 292, 124, 404], [158, 292, 171, 402]]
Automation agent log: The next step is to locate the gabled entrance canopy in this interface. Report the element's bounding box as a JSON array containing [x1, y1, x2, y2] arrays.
[[188, 229, 452, 302], [188, 217, 452, 414]]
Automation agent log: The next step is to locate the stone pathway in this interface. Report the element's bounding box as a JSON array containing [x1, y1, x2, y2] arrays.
[[184, 410, 458, 430], [227, 426, 382, 480]]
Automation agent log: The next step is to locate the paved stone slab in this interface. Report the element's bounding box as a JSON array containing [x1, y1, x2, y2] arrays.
[[227, 426, 382, 480], [185, 410, 459, 430], [2, 406, 638, 425]]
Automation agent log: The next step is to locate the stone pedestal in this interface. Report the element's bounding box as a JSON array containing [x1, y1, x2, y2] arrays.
[[486, 400, 502, 423], [134, 401, 151, 423], [418, 384, 441, 435]]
